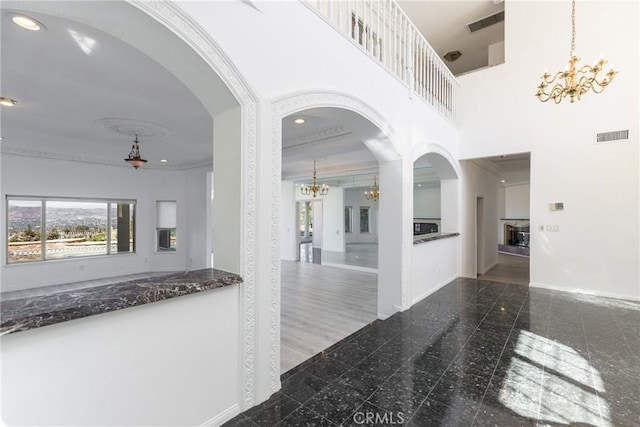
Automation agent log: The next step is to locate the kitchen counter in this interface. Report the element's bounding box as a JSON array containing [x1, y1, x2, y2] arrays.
[[0, 269, 242, 336]]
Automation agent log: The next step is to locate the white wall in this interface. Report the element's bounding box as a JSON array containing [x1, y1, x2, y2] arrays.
[[413, 185, 441, 219], [186, 166, 214, 270], [411, 236, 459, 304], [505, 184, 530, 219], [280, 181, 296, 261], [320, 187, 345, 252], [460, 161, 499, 277], [0, 154, 206, 292], [458, 1, 639, 299], [344, 188, 379, 244], [1, 285, 240, 427]]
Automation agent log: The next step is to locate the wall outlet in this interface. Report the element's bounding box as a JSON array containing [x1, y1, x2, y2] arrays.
[[545, 225, 560, 232]]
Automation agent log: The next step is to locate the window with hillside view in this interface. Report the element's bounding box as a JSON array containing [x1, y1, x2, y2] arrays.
[[7, 197, 135, 264]]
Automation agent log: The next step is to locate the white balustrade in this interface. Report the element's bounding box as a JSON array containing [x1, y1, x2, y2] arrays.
[[304, 0, 458, 124]]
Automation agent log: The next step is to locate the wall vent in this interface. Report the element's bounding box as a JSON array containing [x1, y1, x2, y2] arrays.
[[467, 11, 504, 33], [595, 129, 629, 144]]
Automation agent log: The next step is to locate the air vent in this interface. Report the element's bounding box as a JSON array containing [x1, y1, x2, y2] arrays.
[[467, 11, 505, 33], [595, 129, 629, 144]]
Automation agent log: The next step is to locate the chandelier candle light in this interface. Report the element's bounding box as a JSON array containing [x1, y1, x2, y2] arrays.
[[535, 0, 617, 104], [364, 176, 380, 201], [124, 134, 148, 169], [300, 160, 329, 198]]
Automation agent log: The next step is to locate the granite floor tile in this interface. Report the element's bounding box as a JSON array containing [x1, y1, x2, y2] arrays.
[[334, 366, 381, 397], [222, 414, 258, 427], [302, 356, 351, 383], [365, 378, 427, 419], [472, 402, 537, 427], [245, 392, 300, 427], [428, 375, 489, 408], [407, 398, 469, 427], [352, 351, 405, 380], [280, 370, 330, 405], [384, 364, 442, 397], [276, 405, 335, 427], [303, 382, 368, 425], [326, 339, 376, 367], [407, 352, 450, 377], [232, 278, 639, 427]]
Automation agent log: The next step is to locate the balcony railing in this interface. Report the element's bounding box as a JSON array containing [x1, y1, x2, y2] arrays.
[[303, 0, 458, 125]]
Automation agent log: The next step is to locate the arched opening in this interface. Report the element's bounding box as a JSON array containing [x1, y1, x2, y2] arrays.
[[411, 150, 461, 305], [0, 0, 261, 423], [279, 104, 403, 373]]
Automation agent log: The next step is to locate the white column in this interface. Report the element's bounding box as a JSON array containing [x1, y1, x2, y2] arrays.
[[377, 158, 412, 317]]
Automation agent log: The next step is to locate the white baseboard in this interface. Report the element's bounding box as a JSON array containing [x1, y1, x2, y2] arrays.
[[412, 273, 458, 305], [200, 403, 240, 427], [321, 262, 378, 274], [529, 282, 640, 302]]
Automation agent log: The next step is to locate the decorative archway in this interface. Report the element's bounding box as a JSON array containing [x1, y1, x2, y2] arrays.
[[9, 0, 262, 409], [272, 90, 412, 345]]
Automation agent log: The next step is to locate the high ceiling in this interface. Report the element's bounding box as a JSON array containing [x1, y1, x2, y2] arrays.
[[0, 1, 516, 185], [399, 0, 505, 76], [0, 2, 229, 170]]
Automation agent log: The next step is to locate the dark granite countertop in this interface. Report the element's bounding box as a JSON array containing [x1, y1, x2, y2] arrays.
[[0, 269, 242, 336], [413, 232, 460, 245]]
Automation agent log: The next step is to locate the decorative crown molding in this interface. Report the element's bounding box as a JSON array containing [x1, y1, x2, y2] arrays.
[[282, 125, 348, 148]]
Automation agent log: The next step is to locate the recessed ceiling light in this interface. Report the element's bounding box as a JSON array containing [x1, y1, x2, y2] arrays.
[[294, 118, 305, 124], [11, 14, 44, 31], [160, 159, 168, 163], [0, 97, 18, 107], [417, 184, 422, 187], [501, 179, 506, 183]]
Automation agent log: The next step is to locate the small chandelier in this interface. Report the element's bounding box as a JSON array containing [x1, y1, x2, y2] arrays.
[[124, 134, 147, 169], [364, 176, 380, 201], [535, 0, 617, 104], [300, 160, 329, 198]]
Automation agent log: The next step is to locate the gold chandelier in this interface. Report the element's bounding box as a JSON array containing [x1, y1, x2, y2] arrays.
[[364, 176, 380, 201], [535, 0, 617, 104], [300, 160, 329, 198], [124, 134, 147, 169]]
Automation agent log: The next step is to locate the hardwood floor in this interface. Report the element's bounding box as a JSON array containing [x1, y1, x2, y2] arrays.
[[477, 252, 530, 285], [280, 260, 377, 373]]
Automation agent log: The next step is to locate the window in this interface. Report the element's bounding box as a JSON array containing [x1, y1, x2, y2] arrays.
[[7, 197, 136, 264], [156, 201, 177, 251], [360, 206, 370, 233], [345, 206, 353, 233]]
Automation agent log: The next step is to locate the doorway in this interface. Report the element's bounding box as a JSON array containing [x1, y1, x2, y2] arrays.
[[297, 200, 322, 264]]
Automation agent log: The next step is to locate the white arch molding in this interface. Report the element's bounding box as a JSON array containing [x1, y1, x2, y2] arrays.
[[411, 142, 461, 179], [272, 89, 413, 353], [124, 1, 262, 409]]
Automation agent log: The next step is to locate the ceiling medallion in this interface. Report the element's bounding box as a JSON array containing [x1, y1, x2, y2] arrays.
[[95, 118, 172, 139]]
